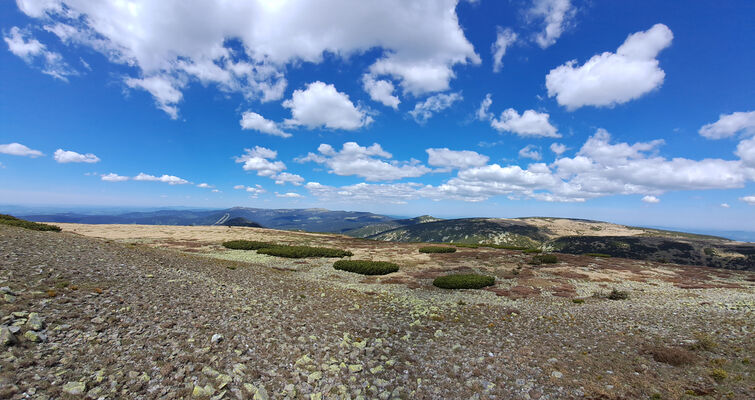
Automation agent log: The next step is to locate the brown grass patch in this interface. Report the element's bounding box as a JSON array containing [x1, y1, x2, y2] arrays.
[[644, 345, 697, 366]]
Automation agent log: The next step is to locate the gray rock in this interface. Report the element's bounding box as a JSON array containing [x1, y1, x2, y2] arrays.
[[26, 312, 44, 331], [1, 326, 17, 346], [23, 330, 46, 342], [211, 333, 223, 344], [62, 381, 87, 395], [0, 287, 13, 295]]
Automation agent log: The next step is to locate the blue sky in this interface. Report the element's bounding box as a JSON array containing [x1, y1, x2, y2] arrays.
[[1, 0, 754, 231]]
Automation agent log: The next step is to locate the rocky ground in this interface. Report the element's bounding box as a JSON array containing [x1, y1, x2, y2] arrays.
[[1, 224, 754, 399]]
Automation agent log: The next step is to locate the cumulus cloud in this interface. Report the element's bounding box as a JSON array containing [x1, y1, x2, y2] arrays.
[[720, 203, 730, 208], [240, 111, 291, 138], [283, 82, 372, 130], [305, 181, 423, 205], [0, 142, 44, 157], [100, 173, 128, 182], [426, 148, 489, 170], [362, 75, 400, 109], [276, 192, 303, 198], [234, 146, 303, 185], [235, 146, 286, 177], [519, 145, 542, 160], [53, 149, 100, 163], [528, 0, 575, 48], [491, 109, 559, 138], [550, 142, 567, 155], [14, 0, 478, 117], [196, 183, 213, 188], [477, 94, 559, 137], [3, 26, 76, 81], [699, 111, 755, 139], [409, 92, 462, 123], [546, 24, 673, 110], [736, 137, 755, 167], [491, 27, 517, 72], [740, 196, 755, 205], [274, 172, 305, 186], [297, 142, 430, 181], [133, 173, 190, 185], [641, 195, 660, 203]]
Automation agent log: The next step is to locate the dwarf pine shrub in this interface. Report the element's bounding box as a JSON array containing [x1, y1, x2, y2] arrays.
[[257, 245, 352, 258], [221, 240, 274, 250], [333, 260, 399, 275], [0, 214, 61, 232], [433, 273, 495, 289], [418, 246, 457, 254]]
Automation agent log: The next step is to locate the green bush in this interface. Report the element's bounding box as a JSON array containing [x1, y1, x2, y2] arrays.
[[333, 260, 399, 275], [522, 248, 542, 253], [419, 246, 457, 254], [607, 288, 630, 300], [529, 254, 558, 264], [222, 240, 274, 250], [572, 298, 585, 304], [584, 253, 611, 258], [257, 245, 352, 258], [451, 243, 479, 248], [0, 214, 61, 232], [433, 274, 495, 289], [488, 244, 530, 250]]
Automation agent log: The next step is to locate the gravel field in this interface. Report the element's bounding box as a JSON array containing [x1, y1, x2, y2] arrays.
[[1, 225, 753, 399]]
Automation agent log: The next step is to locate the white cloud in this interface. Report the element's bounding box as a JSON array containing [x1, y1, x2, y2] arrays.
[[3, 26, 76, 81], [550, 142, 567, 155], [297, 142, 430, 181], [233, 185, 245, 190], [491, 27, 517, 72], [125, 76, 184, 119], [0, 142, 44, 157], [546, 23, 673, 110], [240, 111, 291, 138], [736, 136, 755, 167], [211, 189, 220, 193], [362, 75, 400, 109], [53, 149, 100, 163], [196, 183, 213, 188], [283, 82, 372, 130], [305, 181, 422, 205], [641, 195, 660, 203], [699, 111, 755, 139], [133, 173, 190, 185], [477, 94, 559, 137], [235, 146, 286, 177], [740, 196, 755, 205], [276, 192, 303, 198], [490, 108, 559, 138], [409, 92, 462, 123], [528, 0, 575, 48], [100, 172, 128, 182], [519, 145, 542, 160], [234, 146, 303, 185], [16, 1, 478, 116], [720, 203, 730, 208], [274, 172, 305, 186], [477, 94, 493, 121], [426, 148, 489, 170]]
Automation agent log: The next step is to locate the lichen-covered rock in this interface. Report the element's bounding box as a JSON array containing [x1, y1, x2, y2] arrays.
[[26, 312, 44, 331], [1, 326, 17, 346], [62, 381, 86, 395]]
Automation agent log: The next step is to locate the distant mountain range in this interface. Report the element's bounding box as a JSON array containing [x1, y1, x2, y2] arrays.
[[14, 207, 754, 270], [20, 207, 394, 233]]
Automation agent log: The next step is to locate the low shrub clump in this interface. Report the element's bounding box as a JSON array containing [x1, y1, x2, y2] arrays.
[[529, 254, 558, 264], [490, 244, 530, 250], [433, 273, 495, 289], [419, 246, 457, 254], [690, 333, 718, 351], [451, 243, 479, 248], [0, 214, 61, 232], [522, 248, 542, 253], [584, 253, 611, 258], [258, 245, 352, 258], [333, 260, 399, 275], [221, 240, 274, 250], [607, 288, 630, 300], [572, 298, 585, 304], [645, 345, 697, 366]]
